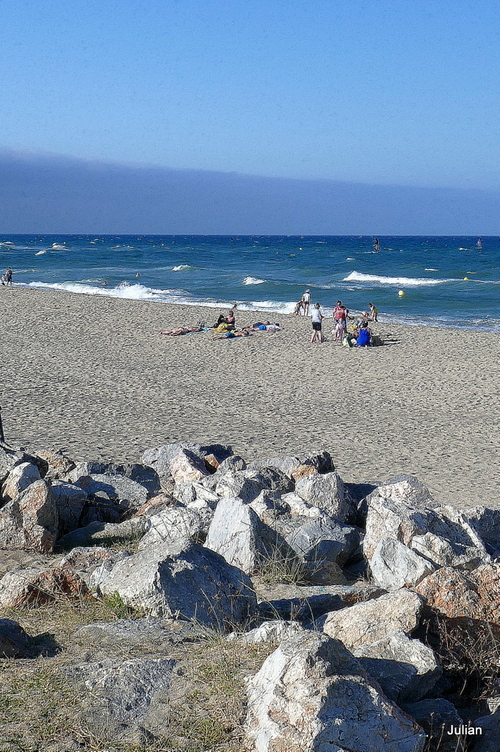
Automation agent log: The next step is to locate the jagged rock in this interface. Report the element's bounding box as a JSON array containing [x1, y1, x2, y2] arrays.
[[280, 492, 323, 518], [0, 564, 88, 607], [247, 450, 334, 479], [370, 537, 436, 590], [130, 493, 177, 518], [256, 582, 386, 622], [249, 490, 292, 524], [465, 505, 500, 556], [59, 546, 116, 585], [363, 476, 489, 570], [294, 471, 352, 522], [90, 540, 257, 628], [0, 619, 34, 658], [138, 507, 204, 550], [284, 516, 361, 567], [173, 480, 220, 507], [227, 620, 304, 643], [64, 460, 117, 483], [1, 461, 41, 502], [75, 473, 149, 511], [79, 495, 124, 526], [205, 496, 291, 574], [353, 629, 442, 703], [214, 455, 247, 474], [415, 564, 500, 624], [401, 699, 465, 752], [50, 481, 88, 537], [245, 631, 425, 752], [35, 449, 76, 480], [56, 517, 148, 550], [65, 657, 176, 745], [215, 471, 266, 503], [169, 449, 210, 483], [142, 442, 232, 485], [322, 588, 424, 650], [244, 467, 294, 494], [0, 479, 59, 553], [473, 710, 500, 751]]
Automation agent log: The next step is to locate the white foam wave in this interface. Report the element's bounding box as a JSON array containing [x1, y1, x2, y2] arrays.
[[243, 276, 267, 285], [172, 264, 195, 271], [27, 281, 163, 301], [50, 243, 68, 250], [344, 271, 451, 286], [35, 250, 47, 256]]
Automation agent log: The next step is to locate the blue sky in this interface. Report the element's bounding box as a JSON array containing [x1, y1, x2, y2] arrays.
[[3, 0, 500, 190]]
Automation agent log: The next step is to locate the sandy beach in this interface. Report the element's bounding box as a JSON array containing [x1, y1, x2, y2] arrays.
[[0, 286, 498, 510]]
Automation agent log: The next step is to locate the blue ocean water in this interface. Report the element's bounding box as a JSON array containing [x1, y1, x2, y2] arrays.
[[1, 235, 499, 330]]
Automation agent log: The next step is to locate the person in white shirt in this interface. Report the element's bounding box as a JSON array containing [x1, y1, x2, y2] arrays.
[[301, 289, 311, 315], [310, 302, 324, 343]]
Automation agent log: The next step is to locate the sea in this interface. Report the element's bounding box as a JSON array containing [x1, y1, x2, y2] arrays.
[[1, 235, 499, 331]]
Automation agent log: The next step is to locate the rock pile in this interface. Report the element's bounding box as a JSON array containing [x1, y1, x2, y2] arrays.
[[1, 441, 499, 750]]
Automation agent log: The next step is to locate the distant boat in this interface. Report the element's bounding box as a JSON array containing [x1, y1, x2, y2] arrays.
[[476, 237, 483, 249]]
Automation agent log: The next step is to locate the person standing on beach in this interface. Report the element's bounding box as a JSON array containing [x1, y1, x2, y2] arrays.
[[311, 302, 324, 343], [3, 268, 13, 286], [333, 300, 349, 326], [301, 289, 311, 315], [369, 303, 378, 321]]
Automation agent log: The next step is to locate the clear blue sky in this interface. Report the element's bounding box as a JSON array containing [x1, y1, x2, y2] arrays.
[[2, 0, 500, 191]]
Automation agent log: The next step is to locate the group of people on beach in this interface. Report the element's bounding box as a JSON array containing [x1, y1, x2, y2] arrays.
[[1, 267, 13, 286], [160, 308, 283, 339], [308, 294, 379, 347]]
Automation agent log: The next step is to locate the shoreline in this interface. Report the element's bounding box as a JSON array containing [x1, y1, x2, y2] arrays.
[[1, 285, 499, 510]]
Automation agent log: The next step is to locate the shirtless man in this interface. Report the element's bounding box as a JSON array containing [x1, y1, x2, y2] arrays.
[[301, 289, 311, 315]]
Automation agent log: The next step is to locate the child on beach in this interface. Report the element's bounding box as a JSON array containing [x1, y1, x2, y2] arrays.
[[310, 303, 324, 343], [369, 303, 378, 321]]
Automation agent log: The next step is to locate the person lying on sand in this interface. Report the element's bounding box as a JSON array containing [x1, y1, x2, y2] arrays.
[[213, 327, 252, 340], [252, 321, 283, 331], [160, 325, 203, 336]]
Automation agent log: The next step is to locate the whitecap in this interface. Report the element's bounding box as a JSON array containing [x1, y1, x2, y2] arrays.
[[50, 243, 68, 250], [35, 250, 47, 256], [344, 271, 452, 286], [172, 264, 195, 271], [243, 276, 267, 285]]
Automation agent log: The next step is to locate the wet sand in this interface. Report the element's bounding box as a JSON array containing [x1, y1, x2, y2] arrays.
[[1, 286, 499, 509]]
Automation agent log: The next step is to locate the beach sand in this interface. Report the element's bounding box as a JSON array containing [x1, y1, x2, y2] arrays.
[[0, 286, 498, 510]]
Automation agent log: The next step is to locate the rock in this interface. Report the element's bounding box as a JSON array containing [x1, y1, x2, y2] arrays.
[[0, 618, 34, 658], [64, 460, 117, 483], [227, 620, 304, 643], [122, 464, 162, 498], [130, 493, 177, 519], [72, 617, 204, 650], [169, 449, 210, 484], [1, 461, 41, 502], [138, 507, 204, 550], [0, 565, 88, 608], [90, 540, 257, 629], [215, 471, 266, 503], [56, 518, 148, 550], [173, 480, 220, 507], [285, 516, 361, 567], [401, 699, 465, 752], [0, 479, 59, 553], [244, 467, 294, 494], [0, 448, 48, 484], [245, 631, 425, 752], [59, 546, 116, 585], [214, 455, 247, 474], [322, 588, 424, 650], [280, 492, 323, 518], [65, 657, 176, 745], [294, 471, 352, 522], [256, 582, 386, 622], [75, 473, 149, 511], [465, 505, 500, 556], [142, 442, 232, 485], [50, 481, 88, 537], [370, 537, 436, 590], [247, 450, 334, 479], [205, 496, 291, 574], [35, 449, 76, 480], [78, 495, 123, 526], [363, 476, 489, 570], [415, 564, 500, 624], [353, 629, 442, 703], [472, 710, 500, 751]]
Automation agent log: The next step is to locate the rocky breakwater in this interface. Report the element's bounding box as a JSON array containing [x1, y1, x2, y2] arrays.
[[1, 442, 499, 751]]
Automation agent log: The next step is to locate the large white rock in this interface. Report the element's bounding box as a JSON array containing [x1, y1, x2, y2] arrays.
[[205, 496, 290, 574], [1, 462, 41, 502], [363, 477, 489, 570], [294, 472, 352, 522], [353, 629, 442, 703], [370, 537, 436, 590], [0, 480, 59, 553], [90, 540, 257, 629], [245, 631, 425, 752], [322, 588, 424, 650], [138, 507, 204, 550]]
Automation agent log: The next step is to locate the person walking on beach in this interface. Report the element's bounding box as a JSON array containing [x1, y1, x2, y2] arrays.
[[2, 267, 13, 286], [369, 303, 378, 321], [301, 289, 311, 315], [311, 302, 324, 343]]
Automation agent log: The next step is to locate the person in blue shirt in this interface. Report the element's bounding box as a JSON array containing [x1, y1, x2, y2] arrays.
[[356, 322, 371, 347]]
